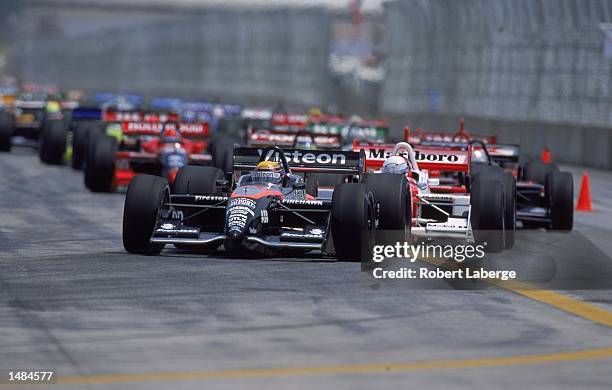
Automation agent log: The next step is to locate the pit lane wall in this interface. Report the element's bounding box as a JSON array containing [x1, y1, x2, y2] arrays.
[[9, 7, 332, 108], [383, 0, 612, 169]]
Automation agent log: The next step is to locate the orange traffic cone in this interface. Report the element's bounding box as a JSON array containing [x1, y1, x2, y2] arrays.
[[576, 172, 593, 212], [541, 147, 551, 163]]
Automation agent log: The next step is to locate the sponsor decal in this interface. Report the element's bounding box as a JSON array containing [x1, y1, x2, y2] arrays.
[[261, 209, 269, 223], [282, 232, 323, 239], [125, 122, 164, 132], [229, 198, 256, 208], [414, 150, 461, 163], [171, 210, 184, 220], [161, 223, 175, 230], [156, 228, 199, 234], [195, 195, 228, 202], [258, 149, 347, 165], [229, 206, 255, 216], [365, 148, 465, 164], [282, 199, 324, 206], [309, 228, 324, 235]]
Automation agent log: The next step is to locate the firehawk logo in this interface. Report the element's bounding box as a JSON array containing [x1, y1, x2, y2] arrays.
[[282, 199, 324, 206]]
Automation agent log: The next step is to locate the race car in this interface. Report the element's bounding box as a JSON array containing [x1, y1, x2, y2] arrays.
[[122, 146, 376, 261], [354, 141, 515, 252], [84, 120, 211, 192], [73, 105, 182, 169], [407, 120, 573, 231], [471, 141, 573, 231], [0, 92, 66, 154]]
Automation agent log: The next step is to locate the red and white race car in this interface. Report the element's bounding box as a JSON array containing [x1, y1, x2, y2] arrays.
[[355, 141, 515, 252], [84, 121, 211, 193]]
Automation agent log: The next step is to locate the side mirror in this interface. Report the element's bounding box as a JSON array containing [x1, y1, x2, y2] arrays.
[[216, 179, 228, 187], [427, 178, 440, 186]]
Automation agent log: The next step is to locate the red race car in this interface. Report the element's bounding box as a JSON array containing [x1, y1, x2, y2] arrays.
[[84, 121, 211, 192]]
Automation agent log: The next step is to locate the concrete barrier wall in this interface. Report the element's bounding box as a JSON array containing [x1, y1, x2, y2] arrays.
[[9, 8, 332, 108], [383, 0, 612, 169]]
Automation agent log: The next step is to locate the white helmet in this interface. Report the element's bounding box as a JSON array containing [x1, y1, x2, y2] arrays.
[[381, 155, 408, 174]]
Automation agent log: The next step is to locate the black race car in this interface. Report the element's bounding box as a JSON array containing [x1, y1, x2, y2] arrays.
[[470, 141, 573, 231], [122, 146, 375, 261]]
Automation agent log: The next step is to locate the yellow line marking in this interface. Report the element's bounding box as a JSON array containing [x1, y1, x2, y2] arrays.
[[55, 347, 612, 385], [420, 257, 612, 328]]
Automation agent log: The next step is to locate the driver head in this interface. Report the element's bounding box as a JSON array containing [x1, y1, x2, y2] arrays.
[[256, 160, 283, 173], [381, 155, 408, 175]]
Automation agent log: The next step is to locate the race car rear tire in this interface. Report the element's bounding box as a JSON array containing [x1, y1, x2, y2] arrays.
[[364, 173, 411, 244], [470, 178, 505, 252], [0, 111, 14, 152], [83, 123, 107, 166], [472, 170, 516, 249], [213, 138, 235, 174], [39, 119, 67, 165], [546, 171, 573, 231], [523, 160, 559, 184], [331, 183, 375, 262], [72, 121, 101, 169], [84, 135, 117, 192], [123, 174, 167, 255], [174, 166, 224, 195]]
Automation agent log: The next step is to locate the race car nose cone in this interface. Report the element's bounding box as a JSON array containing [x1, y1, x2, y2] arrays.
[[227, 229, 242, 240]]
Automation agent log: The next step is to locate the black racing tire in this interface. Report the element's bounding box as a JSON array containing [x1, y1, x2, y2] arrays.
[[470, 162, 502, 177], [174, 166, 224, 195], [364, 173, 411, 244], [472, 170, 516, 249], [331, 183, 375, 262], [546, 171, 573, 231], [470, 178, 505, 252], [83, 123, 106, 166], [0, 111, 14, 152], [523, 160, 559, 184], [84, 135, 117, 192], [123, 174, 168, 255], [212, 137, 235, 174], [39, 119, 67, 165], [71, 121, 99, 169]]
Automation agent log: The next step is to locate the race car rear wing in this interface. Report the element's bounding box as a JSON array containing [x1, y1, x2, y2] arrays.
[[233, 147, 365, 175], [121, 121, 209, 138], [71, 107, 102, 121], [246, 128, 341, 149], [356, 144, 470, 173], [485, 143, 520, 163], [104, 110, 181, 123]]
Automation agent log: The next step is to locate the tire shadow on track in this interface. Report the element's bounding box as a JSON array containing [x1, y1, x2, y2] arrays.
[[362, 230, 612, 291]]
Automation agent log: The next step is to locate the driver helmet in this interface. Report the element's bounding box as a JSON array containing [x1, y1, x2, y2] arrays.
[[381, 155, 408, 175], [161, 128, 182, 144], [294, 135, 315, 150], [255, 160, 283, 174]]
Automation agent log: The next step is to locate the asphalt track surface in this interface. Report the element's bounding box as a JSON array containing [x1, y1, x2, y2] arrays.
[[1, 149, 612, 389]]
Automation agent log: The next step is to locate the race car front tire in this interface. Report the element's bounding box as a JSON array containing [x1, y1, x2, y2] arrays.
[[39, 119, 67, 165], [470, 178, 505, 252], [123, 174, 167, 255], [0, 111, 14, 152], [364, 173, 411, 244], [174, 166, 224, 195], [84, 135, 117, 192], [546, 171, 573, 231], [331, 183, 375, 262], [523, 160, 559, 184]]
